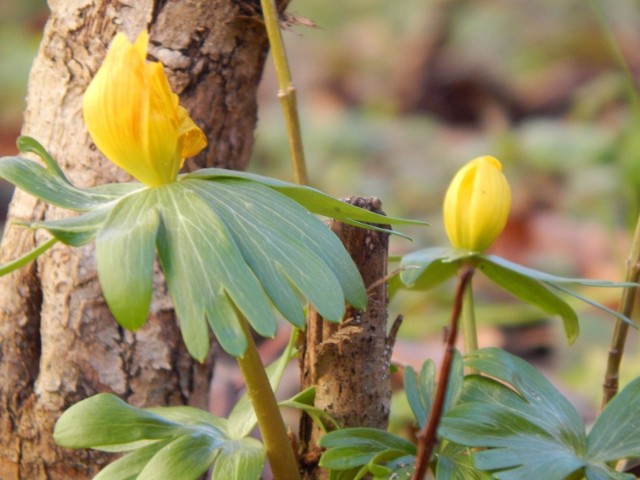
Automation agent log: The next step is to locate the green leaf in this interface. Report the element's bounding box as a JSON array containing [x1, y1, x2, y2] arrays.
[[96, 190, 160, 330], [93, 439, 172, 480], [399, 247, 460, 290], [228, 331, 298, 438], [477, 257, 579, 343], [547, 281, 635, 327], [319, 428, 416, 471], [437, 348, 640, 480], [56, 394, 239, 480], [53, 394, 185, 449], [155, 183, 276, 360], [464, 348, 586, 444], [144, 405, 228, 433], [184, 178, 363, 322], [404, 352, 464, 429], [212, 437, 265, 480], [404, 361, 435, 429], [136, 433, 219, 480], [279, 387, 340, 433], [375, 455, 415, 479], [26, 206, 112, 246], [482, 254, 636, 328], [588, 376, 640, 461], [436, 441, 493, 480], [364, 450, 414, 480], [585, 465, 635, 480], [483, 254, 637, 288], [184, 168, 428, 235], [0, 156, 130, 210], [17, 136, 69, 182]]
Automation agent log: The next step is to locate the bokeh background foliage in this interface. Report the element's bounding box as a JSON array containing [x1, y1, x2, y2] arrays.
[[2, 0, 640, 419]]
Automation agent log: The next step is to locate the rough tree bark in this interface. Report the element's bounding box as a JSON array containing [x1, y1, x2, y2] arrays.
[[298, 197, 395, 480], [0, 1, 288, 478]]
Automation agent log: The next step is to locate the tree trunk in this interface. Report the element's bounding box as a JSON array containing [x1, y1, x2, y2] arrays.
[[0, 1, 286, 478], [298, 197, 394, 480]]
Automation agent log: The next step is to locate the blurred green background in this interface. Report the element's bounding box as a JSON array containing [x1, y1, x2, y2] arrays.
[[2, 0, 640, 418]]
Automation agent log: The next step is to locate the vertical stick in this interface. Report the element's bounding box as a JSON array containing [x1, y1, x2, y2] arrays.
[[259, 0, 308, 185], [602, 214, 640, 407]]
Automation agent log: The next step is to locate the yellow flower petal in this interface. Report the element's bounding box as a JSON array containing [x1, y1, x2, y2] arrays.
[[83, 30, 207, 186], [443, 156, 511, 252]]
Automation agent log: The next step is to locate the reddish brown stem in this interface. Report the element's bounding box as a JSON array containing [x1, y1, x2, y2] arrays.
[[411, 266, 475, 480]]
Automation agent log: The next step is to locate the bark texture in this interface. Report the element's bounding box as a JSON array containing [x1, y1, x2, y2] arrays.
[[298, 197, 393, 480], [0, 1, 286, 478]]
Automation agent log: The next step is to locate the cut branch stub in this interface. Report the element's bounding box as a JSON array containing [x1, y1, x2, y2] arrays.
[[298, 197, 392, 480]]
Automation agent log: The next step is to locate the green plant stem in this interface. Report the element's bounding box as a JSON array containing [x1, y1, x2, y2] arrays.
[[461, 269, 478, 374], [602, 214, 640, 408], [461, 274, 478, 354], [237, 316, 301, 480], [412, 266, 475, 480], [0, 236, 57, 276], [259, 0, 308, 186]]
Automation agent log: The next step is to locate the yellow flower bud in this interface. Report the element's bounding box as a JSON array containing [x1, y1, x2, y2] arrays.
[[443, 156, 511, 252], [83, 31, 207, 186]]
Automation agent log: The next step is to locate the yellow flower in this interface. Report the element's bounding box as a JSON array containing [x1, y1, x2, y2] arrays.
[[83, 30, 207, 186], [443, 155, 511, 252]]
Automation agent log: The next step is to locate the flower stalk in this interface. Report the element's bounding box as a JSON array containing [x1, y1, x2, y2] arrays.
[[236, 316, 301, 480], [412, 266, 475, 480], [259, 0, 308, 186]]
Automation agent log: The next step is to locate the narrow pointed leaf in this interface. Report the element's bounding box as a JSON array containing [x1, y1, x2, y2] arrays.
[[279, 387, 341, 432], [184, 169, 427, 233], [477, 258, 579, 343], [0, 156, 125, 210], [17, 136, 70, 182], [205, 291, 246, 358], [404, 352, 463, 429], [547, 281, 635, 327], [483, 254, 636, 287], [26, 205, 112, 246], [97, 189, 159, 330], [404, 361, 435, 429], [320, 428, 416, 469]]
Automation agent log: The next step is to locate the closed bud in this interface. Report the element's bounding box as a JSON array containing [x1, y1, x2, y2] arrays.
[[443, 155, 511, 252]]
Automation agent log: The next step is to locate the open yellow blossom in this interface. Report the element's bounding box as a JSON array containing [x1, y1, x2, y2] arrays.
[[443, 155, 511, 252], [83, 30, 207, 186]]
